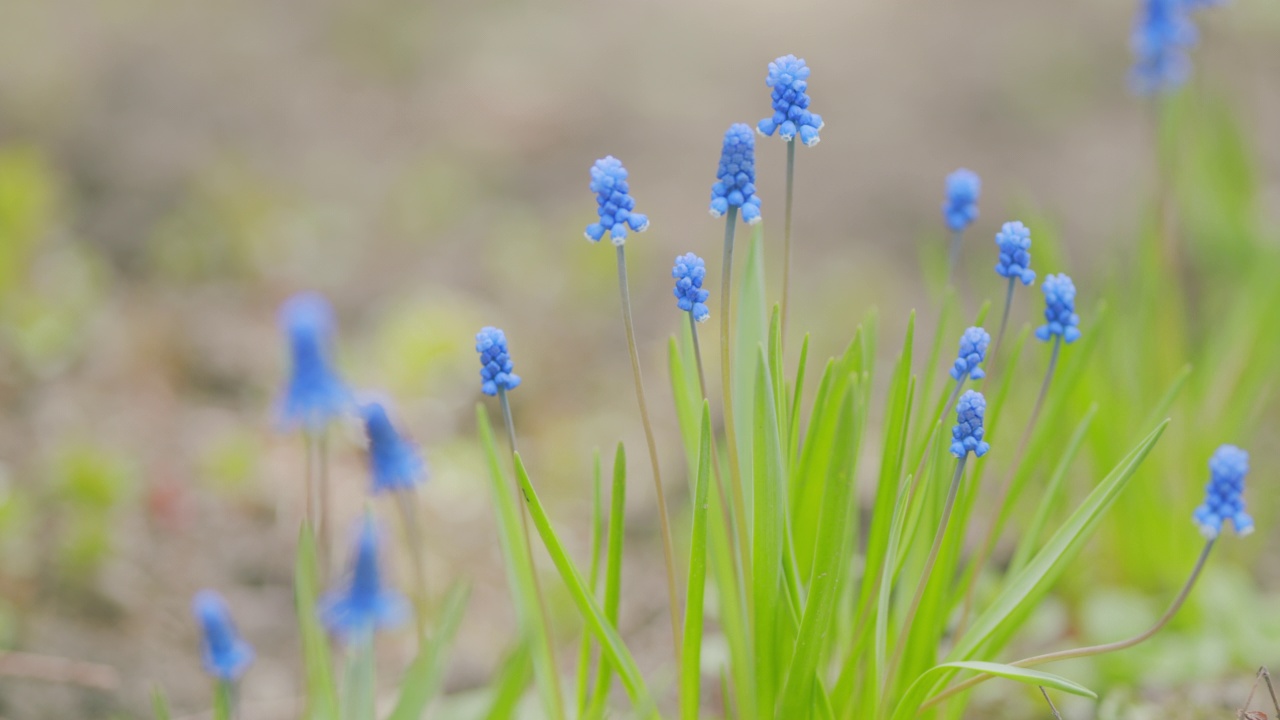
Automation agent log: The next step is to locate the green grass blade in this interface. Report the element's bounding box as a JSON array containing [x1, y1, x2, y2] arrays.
[[588, 443, 629, 714], [946, 420, 1170, 668], [511, 452, 655, 716], [680, 404, 714, 720], [295, 524, 339, 720], [482, 643, 532, 720], [734, 225, 770, 488], [778, 387, 859, 719], [575, 451, 606, 714], [388, 582, 471, 720], [151, 687, 172, 720], [477, 406, 565, 720], [890, 662, 1096, 720], [788, 332, 811, 468], [752, 345, 788, 718]]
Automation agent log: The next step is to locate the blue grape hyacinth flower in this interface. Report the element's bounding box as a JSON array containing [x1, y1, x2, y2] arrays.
[[1130, 0, 1199, 95], [1193, 445, 1253, 538], [476, 326, 522, 397], [192, 590, 254, 682], [950, 390, 991, 458], [757, 54, 824, 147], [942, 169, 981, 233], [710, 124, 762, 225], [673, 253, 711, 323], [321, 515, 408, 641], [278, 293, 351, 431], [950, 327, 992, 382], [995, 221, 1036, 286], [361, 402, 427, 494], [1035, 274, 1082, 343], [585, 156, 649, 247]]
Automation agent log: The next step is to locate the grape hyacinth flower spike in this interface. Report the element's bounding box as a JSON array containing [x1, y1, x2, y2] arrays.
[[278, 291, 350, 572], [950, 327, 992, 383], [362, 402, 426, 495], [950, 390, 991, 458], [709, 124, 762, 225], [756, 54, 821, 336], [672, 253, 710, 323], [585, 154, 681, 659], [942, 169, 981, 280], [476, 326, 521, 399], [321, 514, 408, 641], [1194, 445, 1253, 537], [192, 591, 254, 682], [1036, 273, 1082, 344], [1129, 0, 1198, 95], [991, 220, 1036, 363], [585, 156, 649, 247]]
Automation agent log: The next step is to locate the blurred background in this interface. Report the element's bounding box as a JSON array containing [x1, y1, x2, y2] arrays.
[[0, 0, 1278, 717]]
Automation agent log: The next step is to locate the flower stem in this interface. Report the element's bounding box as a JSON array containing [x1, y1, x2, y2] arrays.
[[689, 312, 739, 578], [394, 490, 430, 643], [905, 380, 964, 506], [885, 456, 969, 696], [921, 539, 1216, 712], [781, 138, 796, 342], [987, 277, 1017, 376], [947, 230, 963, 285], [719, 209, 754, 614], [957, 336, 1061, 631], [319, 428, 332, 580], [615, 244, 683, 660], [341, 633, 376, 720], [498, 388, 567, 720]]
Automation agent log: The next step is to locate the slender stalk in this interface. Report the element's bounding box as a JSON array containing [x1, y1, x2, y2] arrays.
[[987, 277, 1017, 377], [319, 429, 332, 578], [1242, 666, 1280, 719], [497, 388, 567, 720], [393, 490, 430, 642], [341, 634, 376, 720], [921, 539, 1216, 712], [689, 314, 735, 541], [780, 138, 796, 341], [719, 209, 754, 608], [1039, 687, 1063, 720], [947, 230, 963, 285], [956, 336, 1061, 631], [615, 244, 682, 659], [885, 456, 969, 695], [905, 380, 964, 507]]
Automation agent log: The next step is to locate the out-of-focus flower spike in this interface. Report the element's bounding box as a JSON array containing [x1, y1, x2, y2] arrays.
[[1035, 274, 1082, 344], [942, 169, 981, 233], [995, 221, 1036, 286], [277, 292, 352, 430], [1193, 445, 1253, 538], [361, 401, 427, 494], [320, 514, 408, 641], [192, 591, 254, 682]]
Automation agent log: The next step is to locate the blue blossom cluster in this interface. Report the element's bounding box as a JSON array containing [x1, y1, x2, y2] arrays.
[[942, 169, 981, 233], [994, 221, 1036, 286], [710, 124, 762, 225], [192, 591, 254, 682], [1035, 274, 1082, 343], [1130, 0, 1198, 94], [950, 327, 991, 382], [757, 55, 824, 147], [950, 390, 991, 458], [362, 402, 427, 494], [476, 326, 522, 396], [585, 156, 649, 246], [278, 293, 351, 431], [1193, 445, 1253, 538], [672, 253, 711, 322], [321, 515, 408, 641]]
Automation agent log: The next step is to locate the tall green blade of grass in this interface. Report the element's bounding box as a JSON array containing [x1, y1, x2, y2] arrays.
[[916, 419, 1169, 707], [511, 452, 656, 716], [151, 687, 172, 720], [889, 662, 1095, 720], [477, 406, 565, 720], [679, 404, 714, 720], [752, 346, 788, 718], [482, 643, 532, 720], [295, 525, 339, 720], [575, 451, 606, 714], [586, 443, 629, 717], [387, 582, 470, 720], [735, 226, 770, 498], [778, 386, 859, 719]]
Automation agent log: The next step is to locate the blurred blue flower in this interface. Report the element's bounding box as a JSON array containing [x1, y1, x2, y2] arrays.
[[321, 515, 408, 641], [1193, 445, 1253, 538], [192, 590, 254, 682], [995, 221, 1036, 286], [942, 169, 981, 233], [585, 156, 649, 246], [476, 326, 522, 397], [950, 327, 992, 382], [710, 124, 762, 225], [1130, 0, 1198, 95], [362, 402, 426, 494], [757, 55, 824, 147], [950, 390, 991, 458], [278, 293, 351, 431], [1035, 274, 1082, 343], [672, 253, 711, 323]]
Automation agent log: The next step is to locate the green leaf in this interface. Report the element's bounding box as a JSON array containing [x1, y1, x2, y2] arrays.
[[890, 662, 1096, 720], [151, 687, 173, 720], [295, 524, 339, 720], [587, 443, 629, 716], [734, 225, 770, 485], [752, 346, 788, 718], [476, 406, 565, 720], [680, 404, 714, 720], [778, 387, 859, 719], [575, 451, 606, 714], [511, 452, 656, 717], [481, 642, 532, 720], [388, 582, 471, 720]]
